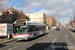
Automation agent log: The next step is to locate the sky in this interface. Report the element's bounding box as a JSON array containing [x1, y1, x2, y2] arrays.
[[0, 0, 75, 25]]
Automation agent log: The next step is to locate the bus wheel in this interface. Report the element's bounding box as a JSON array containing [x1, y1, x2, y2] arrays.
[[34, 34, 36, 38], [43, 32, 45, 35], [7, 34, 10, 39]]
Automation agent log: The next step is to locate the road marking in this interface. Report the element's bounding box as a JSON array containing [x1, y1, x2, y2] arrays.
[[48, 35, 54, 37], [53, 29, 63, 43], [25, 42, 30, 44], [8, 46, 18, 50], [44, 29, 64, 50], [48, 36, 51, 37], [66, 35, 69, 38]]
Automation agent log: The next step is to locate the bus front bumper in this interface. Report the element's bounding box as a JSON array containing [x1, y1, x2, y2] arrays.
[[13, 37, 29, 40]]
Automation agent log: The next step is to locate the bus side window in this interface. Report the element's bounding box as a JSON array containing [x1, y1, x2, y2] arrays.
[[35, 25, 39, 31], [29, 25, 36, 32], [29, 26, 32, 32]]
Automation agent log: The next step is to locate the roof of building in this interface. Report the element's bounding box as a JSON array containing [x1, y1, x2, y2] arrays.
[[26, 12, 46, 15], [46, 16, 54, 19]]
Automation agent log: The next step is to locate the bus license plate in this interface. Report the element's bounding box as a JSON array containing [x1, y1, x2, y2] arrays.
[[17, 35, 23, 37]]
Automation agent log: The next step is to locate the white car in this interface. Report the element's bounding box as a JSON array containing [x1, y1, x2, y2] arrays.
[[52, 27, 56, 29]]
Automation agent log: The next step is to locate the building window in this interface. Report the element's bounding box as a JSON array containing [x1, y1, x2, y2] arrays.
[[13, 11, 15, 15], [5, 18, 6, 21], [9, 17, 11, 20], [7, 12, 9, 14], [13, 11, 17, 15], [4, 12, 6, 15]]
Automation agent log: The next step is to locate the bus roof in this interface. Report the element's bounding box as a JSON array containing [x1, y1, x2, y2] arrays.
[[13, 19, 45, 26]]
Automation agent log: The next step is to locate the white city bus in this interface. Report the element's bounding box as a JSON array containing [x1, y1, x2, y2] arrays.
[[13, 19, 46, 40]]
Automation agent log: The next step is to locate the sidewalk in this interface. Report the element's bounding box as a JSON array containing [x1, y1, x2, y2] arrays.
[[0, 38, 13, 44]]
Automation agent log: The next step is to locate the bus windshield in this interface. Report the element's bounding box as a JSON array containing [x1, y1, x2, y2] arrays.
[[13, 25, 28, 34]]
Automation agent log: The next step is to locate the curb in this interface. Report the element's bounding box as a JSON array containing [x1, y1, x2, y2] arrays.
[[0, 39, 14, 44]]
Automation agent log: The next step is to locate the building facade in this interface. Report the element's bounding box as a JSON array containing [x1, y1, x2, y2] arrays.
[[66, 18, 75, 27], [46, 16, 57, 27], [0, 7, 28, 23], [26, 12, 46, 24], [56, 22, 61, 27]]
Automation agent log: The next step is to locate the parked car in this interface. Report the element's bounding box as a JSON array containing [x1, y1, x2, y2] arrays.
[[71, 27, 75, 32], [69, 26, 72, 30], [56, 27, 60, 31]]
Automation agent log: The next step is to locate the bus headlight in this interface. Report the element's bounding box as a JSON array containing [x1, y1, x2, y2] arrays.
[[2, 32, 4, 34], [13, 36, 15, 38], [13, 36, 14, 38], [26, 35, 29, 37]]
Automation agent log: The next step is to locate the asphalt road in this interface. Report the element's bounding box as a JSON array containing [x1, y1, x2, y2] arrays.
[[0, 28, 75, 50]]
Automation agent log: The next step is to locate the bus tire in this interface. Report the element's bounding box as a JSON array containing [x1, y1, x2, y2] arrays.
[[7, 34, 10, 39], [43, 32, 45, 35], [34, 34, 36, 38]]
